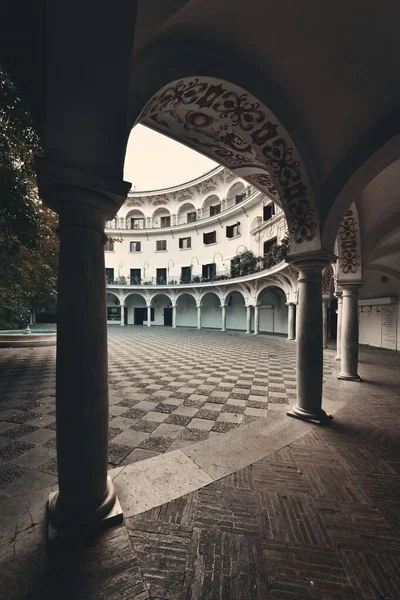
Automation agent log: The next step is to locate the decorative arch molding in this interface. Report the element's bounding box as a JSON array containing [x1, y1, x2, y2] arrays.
[[221, 287, 247, 305], [149, 292, 174, 306], [137, 76, 320, 252], [199, 289, 224, 305], [336, 203, 362, 283], [123, 291, 148, 305], [106, 291, 121, 305], [175, 291, 199, 305], [322, 264, 334, 299], [255, 283, 288, 305]]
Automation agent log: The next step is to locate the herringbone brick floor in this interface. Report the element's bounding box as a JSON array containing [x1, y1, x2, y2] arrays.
[[0, 340, 399, 599]]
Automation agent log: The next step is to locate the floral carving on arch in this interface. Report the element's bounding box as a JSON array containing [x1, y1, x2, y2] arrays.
[[337, 203, 362, 282], [138, 77, 320, 250], [322, 264, 334, 298]]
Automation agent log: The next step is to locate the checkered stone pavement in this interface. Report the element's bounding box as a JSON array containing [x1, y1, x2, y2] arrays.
[[0, 327, 333, 493]]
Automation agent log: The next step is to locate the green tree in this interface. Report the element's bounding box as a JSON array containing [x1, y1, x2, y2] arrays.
[[0, 68, 59, 329]]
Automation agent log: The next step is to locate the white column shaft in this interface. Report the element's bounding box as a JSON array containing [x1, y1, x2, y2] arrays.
[[246, 305, 252, 334], [339, 286, 361, 381], [287, 303, 296, 340], [322, 300, 329, 348], [221, 305, 226, 331], [172, 305, 177, 328], [335, 293, 343, 361], [147, 305, 151, 327], [254, 306, 259, 335], [197, 305, 201, 329], [120, 305, 125, 326]]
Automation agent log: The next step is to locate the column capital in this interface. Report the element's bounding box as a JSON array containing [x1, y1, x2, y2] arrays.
[[286, 249, 336, 271], [196, 302, 202, 308], [338, 282, 363, 292], [286, 301, 296, 307], [36, 159, 131, 223]]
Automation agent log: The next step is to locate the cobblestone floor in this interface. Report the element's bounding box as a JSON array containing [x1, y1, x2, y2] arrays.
[[0, 327, 334, 495]]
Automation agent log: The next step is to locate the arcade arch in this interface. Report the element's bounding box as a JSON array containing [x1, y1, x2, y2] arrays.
[[176, 293, 197, 327], [257, 286, 288, 335]]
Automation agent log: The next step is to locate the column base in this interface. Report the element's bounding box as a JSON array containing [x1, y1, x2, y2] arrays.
[[337, 373, 362, 382], [287, 337, 295, 342], [48, 476, 123, 540], [287, 405, 332, 426]]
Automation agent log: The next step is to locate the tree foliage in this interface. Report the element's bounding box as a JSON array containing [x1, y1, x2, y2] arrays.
[[0, 68, 59, 329]]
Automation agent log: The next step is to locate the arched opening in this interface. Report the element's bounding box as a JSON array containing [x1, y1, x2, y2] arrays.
[[176, 293, 197, 327], [177, 202, 197, 225], [126, 209, 145, 230], [106, 292, 121, 324], [200, 292, 221, 329], [257, 286, 288, 335], [225, 291, 246, 330], [152, 207, 171, 228], [226, 182, 246, 207], [202, 194, 221, 219], [151, 293, 173, 326], [125, 292, 147, 325]]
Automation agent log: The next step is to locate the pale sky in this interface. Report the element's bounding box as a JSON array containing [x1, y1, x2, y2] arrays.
[[123, 124, 218, 192]]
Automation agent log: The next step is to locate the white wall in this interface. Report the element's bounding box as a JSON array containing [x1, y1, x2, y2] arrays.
[[177, 295, 197, 327], [258, 289, 288, 334], [359, 270, 400, 350], [201, 294, 221, 329]]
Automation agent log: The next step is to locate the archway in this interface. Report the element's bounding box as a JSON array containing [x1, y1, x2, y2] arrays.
[[257, 286, 288, 335], [137, 76, 321, 254], [202, 194, 221, 218], [177, 202, 197, 225], [125, 292, 147, 325], [126, 209, 145, 230], [152, 206, 171, 228], [151, 293, 173, 326], [176, 293, 197, 327], [200, 292, 221, 329], [225, 290, 246, 331], [226, 182, 246, 206]]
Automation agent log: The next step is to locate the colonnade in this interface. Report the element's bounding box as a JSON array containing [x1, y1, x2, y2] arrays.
[[38, 173, 361, 531]]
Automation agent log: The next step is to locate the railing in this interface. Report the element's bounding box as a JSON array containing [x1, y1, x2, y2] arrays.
[[105, 187, 255, 230]]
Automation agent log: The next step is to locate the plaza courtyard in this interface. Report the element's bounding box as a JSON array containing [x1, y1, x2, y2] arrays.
[[0, 327, 333, 489], [0, 329, 399, 599]]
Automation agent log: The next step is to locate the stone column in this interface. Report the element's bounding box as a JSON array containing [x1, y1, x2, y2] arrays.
[[36, 165, 130, 529], [221, 304, 226, 332], [338, 285, 361, 381], [287, 257, 331, 424], [29, 312, 34, 325], [246, 305, 252, 334], [120, 305, 125, 326], [335, 290, 343, 361], [147, 304, 152, 327], [172, 304, 177, 328], [322, 299, 329, 348], [197, 304, 202, 329], [254, 306, 259, 335], [287, 303, 296, 340]]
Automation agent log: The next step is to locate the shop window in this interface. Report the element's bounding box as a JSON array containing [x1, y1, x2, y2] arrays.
[[156, 240, 167, 251], [264, 237, 278, 254], [160, 216, 170, 227], [203, 231, 216, 245], [130, 241, 141, 252], [107, 307, 121, 321], [263, 203, 275, 221], [105, 268, 114, 284], [104, 240, 114, 251], [179, 237, 191, 249], [226, 222, 240, 238]]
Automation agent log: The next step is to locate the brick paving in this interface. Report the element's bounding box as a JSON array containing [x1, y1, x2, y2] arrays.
[[0, 327, 333, 494]]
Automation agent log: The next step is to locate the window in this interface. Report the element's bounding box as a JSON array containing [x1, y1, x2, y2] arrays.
[[130, 269, 141, 285], [105, 268, 114, 285], [156, 268, 167, 285], [209, 204, 221, 216], [156, 240, 167, 251], [226, 222, 240, 238], [203, 231, 216, 245], [235, 192, 246, 204], [264, 237, 278, 254], [107, 307, 121, 321], [181, 266, 192, 283], [160, 216, 171, 228], [202, 263, 216, 281], [187, 211, 197, 223], [130, 217, 145, 229], [130, 241, 141, 252], [104, 240, 114, 251], [179, 237, 191, 249], [263, 203, 275, 221]]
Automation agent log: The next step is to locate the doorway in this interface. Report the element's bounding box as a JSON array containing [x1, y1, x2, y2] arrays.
[[164, 307, 172, 326]]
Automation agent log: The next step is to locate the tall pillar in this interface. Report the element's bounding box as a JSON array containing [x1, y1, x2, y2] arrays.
[[335, 290, 343, 361], [287, 257, 331, 425], [246, 305, 252, 334], [172, 304, 177, 328], [36, 165, 129, 529], [322, 299, 329, 348], [254, 306, 259, 335], [338, 285, 361, 381], [221, 304, 226, 332], [287, 303, 296, 340], [197, 304, 202, 329], [120, 305, 125, 326], [147, 304, 152, 327], [29, 312, 34, 325]]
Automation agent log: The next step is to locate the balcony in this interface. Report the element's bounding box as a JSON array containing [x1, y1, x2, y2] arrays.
[[105, 186, 256, 231]]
